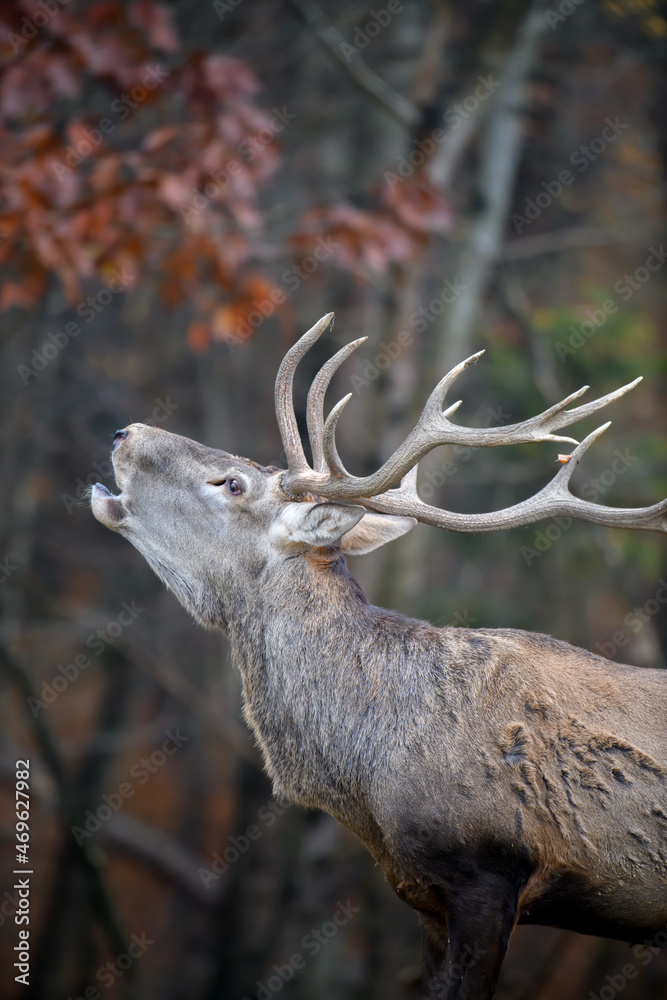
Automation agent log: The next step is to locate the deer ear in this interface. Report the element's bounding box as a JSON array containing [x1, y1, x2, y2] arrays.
[[340, 513, 416, 555], [273, 502, 366, 550]]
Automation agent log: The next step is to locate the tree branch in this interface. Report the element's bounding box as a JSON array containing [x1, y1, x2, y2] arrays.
[[104, 813, 224, 907], [286, 0, 419, 127], [500, 224, 661, 261]]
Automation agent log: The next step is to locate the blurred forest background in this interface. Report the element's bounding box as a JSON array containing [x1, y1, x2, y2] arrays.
[[0, 0, 665, 998]]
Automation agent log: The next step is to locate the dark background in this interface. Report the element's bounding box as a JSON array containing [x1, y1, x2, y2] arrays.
[[0, 0, 665, 997]]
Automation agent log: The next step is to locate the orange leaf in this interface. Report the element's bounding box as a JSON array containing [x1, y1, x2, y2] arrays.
[[188, 320, 210, 352], [1, 282, 34, 310], [243, 274, 281, 301], [212, 304, 241, 342]]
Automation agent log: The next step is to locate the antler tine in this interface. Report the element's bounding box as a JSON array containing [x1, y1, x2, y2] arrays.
[[421, 351, 485, 425], [546, 376, 642, 430], [322, 393, 353, 479], [307, 338, 367, 474], [275, 313, 334, 475], [390, 464, 419, 499]]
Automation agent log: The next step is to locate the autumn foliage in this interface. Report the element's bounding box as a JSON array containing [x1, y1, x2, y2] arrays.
[[0, 0, 448, 348]]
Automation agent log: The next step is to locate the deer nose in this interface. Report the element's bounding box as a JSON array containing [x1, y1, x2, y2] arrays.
[[113, 429, 129, 451]]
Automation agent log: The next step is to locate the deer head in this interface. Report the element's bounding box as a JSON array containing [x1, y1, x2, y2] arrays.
[[90, 349, 415, 631]]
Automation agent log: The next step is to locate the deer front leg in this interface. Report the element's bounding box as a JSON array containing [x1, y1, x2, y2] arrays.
[[418, 879, 520, 1000]]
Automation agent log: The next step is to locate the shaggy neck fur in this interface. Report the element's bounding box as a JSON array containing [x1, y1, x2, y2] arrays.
[[226, 548, 465, 840]]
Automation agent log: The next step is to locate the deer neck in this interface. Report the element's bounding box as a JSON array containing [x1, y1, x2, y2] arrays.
[[224, 546, 456, 847], [226, 548, 399, 823]]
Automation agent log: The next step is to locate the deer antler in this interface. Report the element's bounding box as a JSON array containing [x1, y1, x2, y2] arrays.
[[275, 314, 666, 533]]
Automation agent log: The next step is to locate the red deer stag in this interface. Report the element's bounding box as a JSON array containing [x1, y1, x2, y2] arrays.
[[92, 313, 667, 999]]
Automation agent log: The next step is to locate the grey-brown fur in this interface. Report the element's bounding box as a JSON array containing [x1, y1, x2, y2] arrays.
[[92, 423, 667, 1000]]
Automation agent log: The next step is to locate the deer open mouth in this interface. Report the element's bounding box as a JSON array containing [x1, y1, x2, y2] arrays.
[[93, 482, 117, 498], [91, 482, 126, 529]]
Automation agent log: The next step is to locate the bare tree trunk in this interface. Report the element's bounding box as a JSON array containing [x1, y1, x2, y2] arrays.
[[437, 0, 551, 374]]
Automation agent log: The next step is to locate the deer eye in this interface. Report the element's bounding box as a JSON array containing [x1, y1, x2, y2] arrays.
[[207, 477, 243, 496]]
